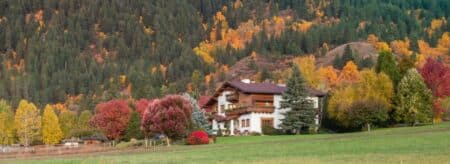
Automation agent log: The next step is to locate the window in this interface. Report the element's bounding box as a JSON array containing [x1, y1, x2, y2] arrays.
[[241, 119, 250, 128], [220, 105, 225, 112], [261, 118, 273, 128]]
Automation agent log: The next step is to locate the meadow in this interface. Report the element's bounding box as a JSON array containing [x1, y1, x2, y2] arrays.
[[4, 122, 450, 164]]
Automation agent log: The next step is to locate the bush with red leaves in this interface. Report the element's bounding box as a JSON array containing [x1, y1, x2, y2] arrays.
[[141, 95, 192, 140], [91, 99, 131, 141], [186, 130, 209, 145], [135, 98, 153, 118]]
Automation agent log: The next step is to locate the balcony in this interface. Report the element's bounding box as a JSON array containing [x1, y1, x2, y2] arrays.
[[225, 104, 274, 116], [226, 92, 239, 102]]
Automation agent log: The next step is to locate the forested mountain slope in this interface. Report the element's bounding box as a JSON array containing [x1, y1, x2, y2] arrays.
[[0, 0, 448, 110]]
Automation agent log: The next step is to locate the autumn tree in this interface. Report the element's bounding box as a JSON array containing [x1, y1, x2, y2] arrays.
[[70, 110, 95, 138], [77, 110, 93, 131], [329, 70, 393, 127], [419, 58, 450, 121], [142, 95, 192, 146], [317, 66, 338, 91], [376, 51, 401, 86], [280, 66, 316, 134], [398, 55, 417, 76], [347, 99, 389, 131], [42, 105, 63, 145], [15, 100, 41, 146], [135, 99, 152, 118], [91, 99, 132, 145], [338, 61, 360, 85], [59, 111, 76, 139], [395, 69, 433, 125], [0, 100, 15, 145], [293, 56, 319, 88]]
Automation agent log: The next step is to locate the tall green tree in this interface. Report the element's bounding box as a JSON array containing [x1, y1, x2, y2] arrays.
[[280, 66, 316, 134], [123, 111, 144, 141], [376, 51, 401, 86], [59, 111, 77, 139], [183, 93, 211, 134], [395, 69, 433, 126]]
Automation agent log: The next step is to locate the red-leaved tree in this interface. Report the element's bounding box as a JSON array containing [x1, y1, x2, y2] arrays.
[[135, 99, 153, 118], [141, 95, 192, 146], [419, 58, 450, 121], [91, 99, 131, 143]]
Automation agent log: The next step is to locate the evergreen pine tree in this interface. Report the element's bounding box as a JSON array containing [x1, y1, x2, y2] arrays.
[[376, 51, 401, 86], [280, 66, 316, 134], [123, 111, 144, 141], [183, 93, 211, 134]]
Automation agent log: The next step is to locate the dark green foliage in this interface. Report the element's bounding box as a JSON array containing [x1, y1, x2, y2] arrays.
[[376, 51, 401, 86], [262, 125, 276, 135], [333, 45, 355, 69], [398, 55, 417, 77], [347, 100, 389, 131], [0, 0, 447, 107], [280, 66, 316, 134], [123, 111, 144, 141]]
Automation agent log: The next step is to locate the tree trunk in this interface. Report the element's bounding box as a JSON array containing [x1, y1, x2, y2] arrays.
[[367, 123, 371, 132], [296, 128, 301, 135], [144, 137, 148, 147], [166, 137, 171, 147]]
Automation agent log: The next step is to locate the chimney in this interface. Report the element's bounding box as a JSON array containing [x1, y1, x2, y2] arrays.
[[241, 79, 251, 84]]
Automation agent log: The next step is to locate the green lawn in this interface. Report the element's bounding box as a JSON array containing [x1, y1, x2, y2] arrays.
[[4, 122, 450, 164]]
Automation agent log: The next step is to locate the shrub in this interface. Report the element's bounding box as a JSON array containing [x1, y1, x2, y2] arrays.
[[262, 125, 276, 135], [186, 130, 209, 145], [249, 132, 261, 136], [115, 139, 143, 149]]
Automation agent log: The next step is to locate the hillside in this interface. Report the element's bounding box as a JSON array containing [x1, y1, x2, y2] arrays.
[[318, 42, 378, 67], [0, 0, 448, 109]]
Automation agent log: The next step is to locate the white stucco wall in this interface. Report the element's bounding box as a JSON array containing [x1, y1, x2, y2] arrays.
[[211, 91, 321, 135], [217, 91, 232, 116]]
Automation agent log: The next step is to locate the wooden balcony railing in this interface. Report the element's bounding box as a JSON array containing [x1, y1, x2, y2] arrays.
[[225, 104, 274, 115]]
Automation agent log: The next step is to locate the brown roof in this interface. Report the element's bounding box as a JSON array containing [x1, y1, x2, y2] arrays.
[[226, 81, 326, 96], [201, 81, 326, 109], [226, 81, 286, 94]]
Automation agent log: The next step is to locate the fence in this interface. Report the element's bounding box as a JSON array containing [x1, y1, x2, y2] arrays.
[[0, 143, 113, 159]]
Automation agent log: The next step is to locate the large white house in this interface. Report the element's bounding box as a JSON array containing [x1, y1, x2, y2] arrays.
[[201, 79, 325, 135]]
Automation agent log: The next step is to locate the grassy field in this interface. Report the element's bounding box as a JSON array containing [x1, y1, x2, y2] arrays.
[[3, 122, 450, 164]]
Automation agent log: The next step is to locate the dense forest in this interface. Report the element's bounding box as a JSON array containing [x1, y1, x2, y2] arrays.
[[0, 0, 449, 111]]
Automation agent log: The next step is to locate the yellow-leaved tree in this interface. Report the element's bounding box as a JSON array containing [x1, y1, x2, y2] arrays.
[[338, 61, 360, 85], [0, 100, 15, 145], [292, 55, 320, 89], [328, 70, 393, 127], [14, 100, 41, 146], [42, 105, 63, 145]]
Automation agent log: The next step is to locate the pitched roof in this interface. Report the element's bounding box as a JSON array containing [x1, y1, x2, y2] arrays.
[[225, 81, 286, 94], [201, 81, 326, 109], [225, 81, 326, 96]]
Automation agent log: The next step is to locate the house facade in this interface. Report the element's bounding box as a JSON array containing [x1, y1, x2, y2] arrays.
[[202, 79, 325, 135]]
